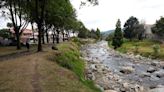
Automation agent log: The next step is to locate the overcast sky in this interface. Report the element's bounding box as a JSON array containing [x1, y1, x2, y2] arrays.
[[1, 0, 164, 31], [71, 0, 164, 31]]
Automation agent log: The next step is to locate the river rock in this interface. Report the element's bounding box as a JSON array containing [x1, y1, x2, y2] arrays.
[[140, 72, 151, 78], [155, 71, 164, 78], [147, 67, 158, 73], [134, 84, 144, 92], [150, 87, 164, 92], [151, 62, 159, 67], [87, 73, 96, 80], [120, 66, 135, 74], [104, 90, 117, 92], [90, 64, 97, 71]]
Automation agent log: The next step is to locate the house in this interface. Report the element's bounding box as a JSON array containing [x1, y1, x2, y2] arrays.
[[10, 28, 37, 44]]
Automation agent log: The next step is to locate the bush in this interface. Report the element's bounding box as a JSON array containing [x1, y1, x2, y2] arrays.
[[134, 43, 139, 54], [152, 44, 160, 58]]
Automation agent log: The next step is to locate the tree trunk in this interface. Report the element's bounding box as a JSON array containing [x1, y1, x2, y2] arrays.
[[53, 34, 55, 44], [37, 23, 42, 52], [67, 31, 70, 40], [62, 32, 65, 42], [31, 23, 35, 43], [46, 30, 49, 43], [56, 29, 59, 44], [42, 32, 45, 44], [15, 30, 21, 50]]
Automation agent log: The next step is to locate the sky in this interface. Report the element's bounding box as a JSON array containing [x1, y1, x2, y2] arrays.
[[0, 0, 164, 31], [71, 0, 164, 31]]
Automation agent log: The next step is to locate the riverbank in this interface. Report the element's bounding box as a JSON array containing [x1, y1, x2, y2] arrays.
[[81, 41, 164, 92], [108, 39, 164, 61], [54, 38, 101, 92]]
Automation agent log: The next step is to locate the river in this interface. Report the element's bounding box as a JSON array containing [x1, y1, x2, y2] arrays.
[[81, 41, 164, 92]]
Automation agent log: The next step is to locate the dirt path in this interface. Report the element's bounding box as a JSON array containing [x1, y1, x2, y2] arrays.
[[31, 58, 42, 92]]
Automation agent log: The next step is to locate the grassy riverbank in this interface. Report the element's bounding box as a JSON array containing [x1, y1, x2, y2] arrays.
[[0, 39, 101, 92], [108, 39, 164, 60], [54, 38, 101, 92]]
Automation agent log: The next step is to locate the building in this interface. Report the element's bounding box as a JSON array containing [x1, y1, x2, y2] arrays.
[[10, 28, 36, 44]]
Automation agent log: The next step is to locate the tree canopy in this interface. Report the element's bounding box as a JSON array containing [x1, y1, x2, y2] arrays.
[[152, 17, 164, 38], [0, 0, 84, 51], [123, 16, 139, 40]]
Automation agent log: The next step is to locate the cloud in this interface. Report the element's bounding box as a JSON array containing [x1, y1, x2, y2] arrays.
[[71, 0, 164, 31]]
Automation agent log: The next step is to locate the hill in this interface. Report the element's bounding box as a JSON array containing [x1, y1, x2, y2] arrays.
[[101, 30, 114, 39]]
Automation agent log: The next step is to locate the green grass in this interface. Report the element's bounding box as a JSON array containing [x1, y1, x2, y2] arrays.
[[54, 41, 101, 92], [109, 39, 164, 60]]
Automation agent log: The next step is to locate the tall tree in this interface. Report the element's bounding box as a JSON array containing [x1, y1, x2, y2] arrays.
[[96, 28, 101, 39], [134, 24, 146, 40], [152, 17, 164, 39], [123, 16, 139, 40], [112, 19, 123, 49]]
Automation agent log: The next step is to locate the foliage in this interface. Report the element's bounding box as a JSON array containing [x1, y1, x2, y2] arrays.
[[0, 0, 82, 51], [6, 22, 13, 28], [0, 29, 11, 38], [96, 28, 101, 39], [110, 39, 164, 60], [0, 0, 30, 49], [152, 44, 160, 58], [112, 19, 123, 49], [134, 24, 146, 40], [124, 16, 139, 40], [151, 17, 164, 39], [78, 26, 89, 38], [54, 42, 101, 92], [105, 32, 114, 41], [134, 43, 139, 54]]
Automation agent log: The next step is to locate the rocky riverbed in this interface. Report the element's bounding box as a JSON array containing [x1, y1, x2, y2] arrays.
[[81, 41, 164, 92]]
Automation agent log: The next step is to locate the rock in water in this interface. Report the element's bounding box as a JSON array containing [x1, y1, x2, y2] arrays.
[[147, 67, 158, 73], [104, 90, 118, 92], [150, 88, 164, 92], [120, 66, 135, 74], [155, 71, 164, 78]]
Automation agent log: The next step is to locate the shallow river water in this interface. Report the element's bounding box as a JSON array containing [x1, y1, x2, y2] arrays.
[[82, 41, 164, 91]]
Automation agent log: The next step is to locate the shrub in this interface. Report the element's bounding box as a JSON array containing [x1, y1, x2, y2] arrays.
[[152, 44, 160, 58], [134, 43, 139, 54]]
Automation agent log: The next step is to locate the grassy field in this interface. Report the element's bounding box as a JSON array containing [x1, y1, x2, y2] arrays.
[[109, 39, 164, 60], [0, 41, 100, 92]]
